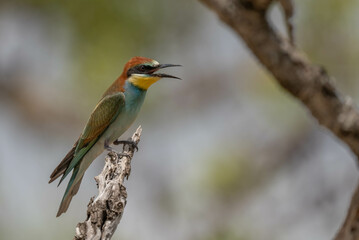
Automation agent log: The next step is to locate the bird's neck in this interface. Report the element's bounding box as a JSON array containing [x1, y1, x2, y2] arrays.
[[124, 81, 147, 106], [102, 77, 147, 104]]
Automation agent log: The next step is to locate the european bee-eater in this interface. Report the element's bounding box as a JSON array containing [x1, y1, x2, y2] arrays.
[[49, 56, 180, 217]]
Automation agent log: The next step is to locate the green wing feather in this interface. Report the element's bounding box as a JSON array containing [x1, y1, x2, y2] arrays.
[[57, 92, 125, 186], [53, 92, 125, 217], [77, 92, 126, 152]]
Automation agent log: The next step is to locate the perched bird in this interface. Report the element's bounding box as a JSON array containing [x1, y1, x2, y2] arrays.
[[49, 56, 180, 217]]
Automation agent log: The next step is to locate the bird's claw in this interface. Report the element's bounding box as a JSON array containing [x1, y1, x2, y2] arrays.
[[113, 139, 138, 152]]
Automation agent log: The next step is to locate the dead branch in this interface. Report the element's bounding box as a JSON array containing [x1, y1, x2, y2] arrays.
[[198, 0, 359, 239], [74, 126, 142, 240]]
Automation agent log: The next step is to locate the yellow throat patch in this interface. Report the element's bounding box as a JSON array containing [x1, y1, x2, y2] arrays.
[[128, 74, 160, 90]]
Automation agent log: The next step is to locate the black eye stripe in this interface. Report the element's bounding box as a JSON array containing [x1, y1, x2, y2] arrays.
[[138, 65, 155, 71], [127, 64, 157, 76]]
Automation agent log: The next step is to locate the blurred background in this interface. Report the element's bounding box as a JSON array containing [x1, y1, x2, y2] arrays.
[[1, 0, 359, 239]]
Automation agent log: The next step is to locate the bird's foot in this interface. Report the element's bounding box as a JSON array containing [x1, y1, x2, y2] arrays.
[[113, 138, 138, 152], [105, 142, 131, 159]]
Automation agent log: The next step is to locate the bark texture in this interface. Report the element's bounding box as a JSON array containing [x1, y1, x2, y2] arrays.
[[74, 126, 142, 240], [198, 0, 359, 239]]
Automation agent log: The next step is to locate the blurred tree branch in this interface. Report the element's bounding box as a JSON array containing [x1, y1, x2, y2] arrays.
[[74, 126, 142, 240], [198, 0, 359, 239], [335, 182, 359, 240]]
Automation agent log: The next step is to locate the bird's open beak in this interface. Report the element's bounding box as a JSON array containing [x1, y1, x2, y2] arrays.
[[150, 64, 182, 79]]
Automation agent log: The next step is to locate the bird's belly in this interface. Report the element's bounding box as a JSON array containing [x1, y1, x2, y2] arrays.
[[78, 138, 105, 175], [102, 108, 139, 144]]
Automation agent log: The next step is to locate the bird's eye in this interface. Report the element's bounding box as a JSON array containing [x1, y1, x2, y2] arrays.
[[139, 65, 146, 72]]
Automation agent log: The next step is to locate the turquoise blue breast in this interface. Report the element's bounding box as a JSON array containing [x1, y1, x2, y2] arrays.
[[124, 81, 146, 114]]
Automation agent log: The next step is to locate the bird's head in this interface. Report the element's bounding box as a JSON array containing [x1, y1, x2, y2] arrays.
[[123, 56, 181, 90]]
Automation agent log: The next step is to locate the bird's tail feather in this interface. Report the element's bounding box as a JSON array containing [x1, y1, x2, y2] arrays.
[[56, 166, 83, 217], [49, 140, 78, 184]]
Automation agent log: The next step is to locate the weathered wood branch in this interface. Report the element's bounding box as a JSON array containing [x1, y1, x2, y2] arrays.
[[74, 126, 142, 240], [199, 0, 359, 158], [198, 0, 359, 239]]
